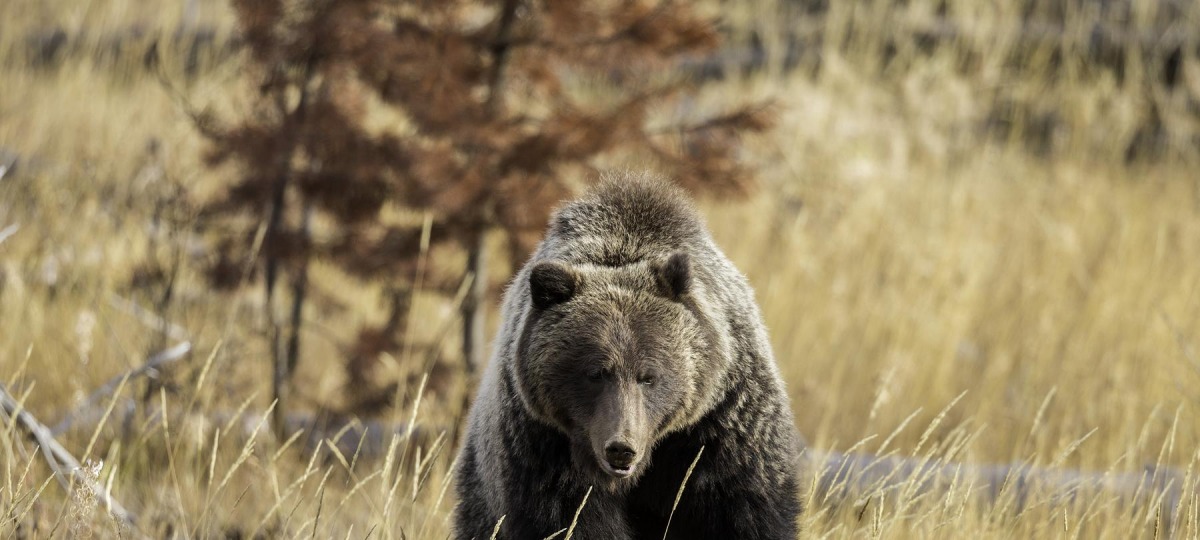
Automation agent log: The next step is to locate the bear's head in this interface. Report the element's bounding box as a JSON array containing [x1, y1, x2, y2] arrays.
[[513, 252, 727, 488]]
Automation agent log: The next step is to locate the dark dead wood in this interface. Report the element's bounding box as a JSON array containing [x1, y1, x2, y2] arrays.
[[19, 25, 239, 75]]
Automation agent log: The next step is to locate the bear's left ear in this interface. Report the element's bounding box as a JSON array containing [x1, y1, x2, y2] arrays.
[[654, 252, 691, 300]]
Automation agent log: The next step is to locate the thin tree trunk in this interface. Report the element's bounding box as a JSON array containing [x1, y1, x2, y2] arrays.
[[286, 202, 313, 373], [264, 60, 315, 441], [264, 75, 292, 442], [265, 184, 287, 440], [483, 0, 521, 115], [458, 0, 520, 376], [460, 229, 487, 374], [276, 202, 312, 436], [383, 287, 411, 336]]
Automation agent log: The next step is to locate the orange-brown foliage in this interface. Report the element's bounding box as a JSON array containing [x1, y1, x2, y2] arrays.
[[200, 0, 772, 415]]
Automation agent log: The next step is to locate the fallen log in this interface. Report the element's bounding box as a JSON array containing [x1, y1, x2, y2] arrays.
[[807, 449, 1192, 530], [0, 384, 140, 531]]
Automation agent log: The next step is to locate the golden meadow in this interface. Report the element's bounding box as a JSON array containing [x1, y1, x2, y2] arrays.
[[2, 0, 1199, 537]]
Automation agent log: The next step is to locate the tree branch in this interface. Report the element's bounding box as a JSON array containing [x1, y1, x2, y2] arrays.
[[107, 294, 189, 342], [51, 341, 193, 436]]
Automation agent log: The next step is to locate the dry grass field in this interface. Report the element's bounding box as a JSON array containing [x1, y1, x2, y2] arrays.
[[3, 0, 1200, 538]]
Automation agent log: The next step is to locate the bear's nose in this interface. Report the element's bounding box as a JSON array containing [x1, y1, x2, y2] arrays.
[[604, 442, 637, 469]]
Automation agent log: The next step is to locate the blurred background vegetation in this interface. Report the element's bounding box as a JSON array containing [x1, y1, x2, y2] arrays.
[[2, 0, 1199, 537]]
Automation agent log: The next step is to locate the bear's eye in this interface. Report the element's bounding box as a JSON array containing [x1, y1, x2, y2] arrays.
[[637, 374, 656, 386], [587, 369, 606, 382]]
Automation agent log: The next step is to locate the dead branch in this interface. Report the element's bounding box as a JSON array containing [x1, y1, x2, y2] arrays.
[[106, 294, 189, 341], [51, 341, 192, 436], [0, 384, 140, 530], [0, 223, 19, 246]]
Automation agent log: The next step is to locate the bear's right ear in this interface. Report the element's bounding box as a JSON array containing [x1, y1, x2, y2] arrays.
[[530, 261, 578, 309]]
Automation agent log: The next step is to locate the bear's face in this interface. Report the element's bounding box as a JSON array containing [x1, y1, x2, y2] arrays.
[[516, 254, 710, 487]]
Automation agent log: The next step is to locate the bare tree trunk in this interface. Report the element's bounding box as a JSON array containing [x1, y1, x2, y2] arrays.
[[276, 202, 312, 437], [458, 0, 520, 376], [460, 229, 487, 374], [265, 186, 287, 440], [262, 61, 315, 441], [483, 0, 520, 113], [286, 202, 313, 374]]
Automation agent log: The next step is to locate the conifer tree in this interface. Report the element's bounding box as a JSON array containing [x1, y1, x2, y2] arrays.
[[198, 0, 772, 428]]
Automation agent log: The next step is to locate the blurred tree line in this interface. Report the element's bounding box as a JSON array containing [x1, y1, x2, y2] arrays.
[[60, 0, 1189, 434]]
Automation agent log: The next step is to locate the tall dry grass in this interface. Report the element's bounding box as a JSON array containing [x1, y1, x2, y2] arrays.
[[2, 0, 1200, 537]]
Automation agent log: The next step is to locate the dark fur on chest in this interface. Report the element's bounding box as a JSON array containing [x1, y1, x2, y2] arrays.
[[471, 389, 799, 540]]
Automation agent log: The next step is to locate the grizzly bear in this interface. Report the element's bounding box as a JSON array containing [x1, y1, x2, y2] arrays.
[[454, 172, 801, 539]]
